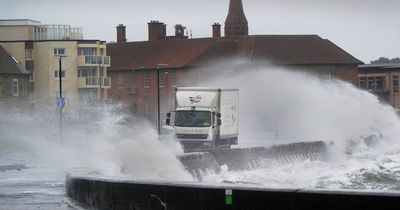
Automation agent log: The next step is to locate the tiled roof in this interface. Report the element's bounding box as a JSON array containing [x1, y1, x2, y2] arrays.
[[0, 45, 29, 75], [107, 35, 362, 71]]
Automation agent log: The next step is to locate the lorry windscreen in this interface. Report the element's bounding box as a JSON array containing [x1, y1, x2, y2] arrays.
[[174, 111, 212, 127]]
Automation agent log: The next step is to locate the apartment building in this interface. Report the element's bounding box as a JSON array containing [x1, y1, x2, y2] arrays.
[[0, 19, 110, 114]]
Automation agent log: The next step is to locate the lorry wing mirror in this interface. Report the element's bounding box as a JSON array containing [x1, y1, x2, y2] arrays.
[[166, 118, 170, 126], [217, 113, 221, 118], [217, 119, 222, 126]]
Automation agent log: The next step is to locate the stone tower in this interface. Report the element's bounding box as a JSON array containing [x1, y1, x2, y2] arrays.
[[224, 0, 248, 37]]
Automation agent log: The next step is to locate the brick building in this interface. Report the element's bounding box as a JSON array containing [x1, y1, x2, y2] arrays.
[[0, 45, 30, 116], [107, 0, 362, 123], [358, 64, 400, 109]]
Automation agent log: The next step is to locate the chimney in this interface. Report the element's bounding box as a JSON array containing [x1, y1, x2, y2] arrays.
[[116, 24, 126, 43], [175, 24, 186, 38], [225, 0, 249, 37], [148, 20, 166, 41], [212, 23, 221, 38]]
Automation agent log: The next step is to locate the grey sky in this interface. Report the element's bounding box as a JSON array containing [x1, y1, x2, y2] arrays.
[[2, 0, 399, 63]]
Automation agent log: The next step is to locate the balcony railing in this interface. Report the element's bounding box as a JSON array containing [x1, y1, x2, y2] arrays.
[[78, 76, 111, 89], [78, 55, 111, 67]]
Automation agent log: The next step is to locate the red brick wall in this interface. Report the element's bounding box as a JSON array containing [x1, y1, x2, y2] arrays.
[[108, 68, 198, 122], [336, 65, 359, 86]]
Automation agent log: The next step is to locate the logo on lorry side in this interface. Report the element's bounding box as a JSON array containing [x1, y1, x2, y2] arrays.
[[189, 95, 202, 104]]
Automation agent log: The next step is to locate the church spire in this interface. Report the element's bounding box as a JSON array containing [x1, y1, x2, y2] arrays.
[[225, 0, 248, 37]]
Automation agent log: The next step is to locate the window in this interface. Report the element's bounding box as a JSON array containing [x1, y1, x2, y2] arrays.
[[129, 71, 137, 95], [171, 71, 177, 87], [25, 49, 33, 60], [54, 70, 66, 79], [144, 72, 150, 88], [144, 96, 150, 115], [174, 111, 212, 127], [117, 73, 123, 88], [159, 70, 165, 87], [130, 71, 136, 88], [12, 79, 19, 96], [359, 77, 367, 89], [77, 48, 96, 56], [54, 48, 65, 56], [318, 71, 332, 80], [130, 103, 137, 114], [78, 69, 96, 77], [360, 76, 385, 91], [393, 75, 399, 94]]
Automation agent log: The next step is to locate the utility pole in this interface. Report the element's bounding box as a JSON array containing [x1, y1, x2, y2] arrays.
[[57, 55, 66, 141], [157, 64, 168, 136]]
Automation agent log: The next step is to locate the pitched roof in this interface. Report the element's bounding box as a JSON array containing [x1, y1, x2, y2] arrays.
[[107, 35, 362, 71], [0, 45, 29, 75], [107, 38, 214, 70]]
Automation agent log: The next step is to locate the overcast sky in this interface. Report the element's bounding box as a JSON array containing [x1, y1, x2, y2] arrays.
[[2, 0, 399, 63]]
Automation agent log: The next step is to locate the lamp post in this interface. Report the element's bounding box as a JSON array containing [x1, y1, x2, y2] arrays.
[[57, 55, 67, 141], [157, 64, 168, 136]]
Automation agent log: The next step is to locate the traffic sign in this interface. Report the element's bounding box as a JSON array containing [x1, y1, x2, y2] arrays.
[[57, 97, 65, 108]]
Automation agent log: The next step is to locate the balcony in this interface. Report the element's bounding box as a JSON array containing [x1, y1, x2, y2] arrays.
[[78, 55, 111, 67], [78, 77, 111, 89], [78, 77, 101, 88]]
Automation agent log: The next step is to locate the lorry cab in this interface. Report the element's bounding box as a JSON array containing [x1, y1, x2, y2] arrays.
[[166, 87, 238, 152]]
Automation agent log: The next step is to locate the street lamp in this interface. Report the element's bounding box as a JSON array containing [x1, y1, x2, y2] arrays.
[[157, 64, 168, 136], [56, 55, 67, 141]]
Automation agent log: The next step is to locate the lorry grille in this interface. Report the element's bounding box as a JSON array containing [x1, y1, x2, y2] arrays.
[[176, 134, 208, 139]]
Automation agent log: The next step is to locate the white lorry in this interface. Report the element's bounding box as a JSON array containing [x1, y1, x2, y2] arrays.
[[166, 87, 239, 151]]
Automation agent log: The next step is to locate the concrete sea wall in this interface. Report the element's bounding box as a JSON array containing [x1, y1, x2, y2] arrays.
[[66, 174, 400, 210]]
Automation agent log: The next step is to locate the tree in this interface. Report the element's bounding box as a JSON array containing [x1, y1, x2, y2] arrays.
[[371, 57, 400, 64]]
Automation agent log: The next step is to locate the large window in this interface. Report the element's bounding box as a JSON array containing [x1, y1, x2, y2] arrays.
[[54, 70, 66, 79], [171, 71, 177, 87], [144, 96, 150, 115], [393, 75, 399, 94], [174, 111, 212, 127], [359, 76, 385, 91], [54, 48, 65, 56], [12, 79, 18, 96], [159, 70, 165, 87], [129, 71, 137, 95], [77, 48, 96, 56], [130, 71, 136, 88], [78, 69, 96, 77], [144, 72, 150, 88], [318, 71, 332, 80]]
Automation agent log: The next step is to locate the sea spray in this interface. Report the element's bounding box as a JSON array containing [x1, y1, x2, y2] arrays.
[[201, 64, 400, 190], [0, 104, 193, 181]]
